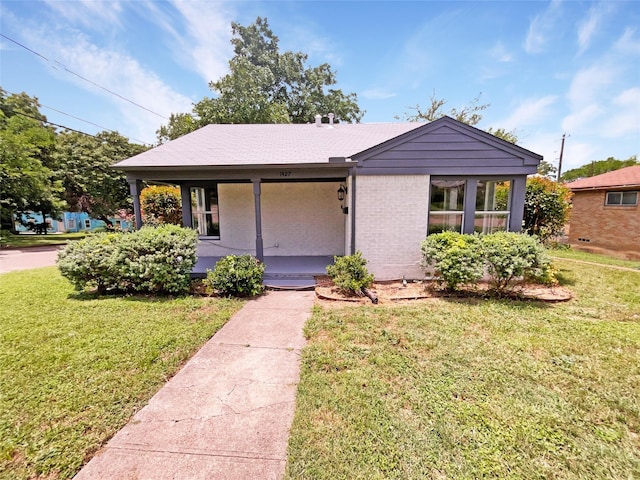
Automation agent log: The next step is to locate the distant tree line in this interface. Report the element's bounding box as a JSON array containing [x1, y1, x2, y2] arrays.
[[560, 156, 638, 182], [0, 88, 147, 233]]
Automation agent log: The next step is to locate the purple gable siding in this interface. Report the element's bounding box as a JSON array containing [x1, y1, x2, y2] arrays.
[[354, 120, 541, 176]]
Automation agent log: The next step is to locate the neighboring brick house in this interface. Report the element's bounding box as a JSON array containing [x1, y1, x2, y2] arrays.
[[565, 165, 640, 260], [113, 116, 542, 284]]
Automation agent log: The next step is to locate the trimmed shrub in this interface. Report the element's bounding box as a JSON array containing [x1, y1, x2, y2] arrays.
[[326, 251, 374, 294], [421, 231, 556, 293], [421, 232, 483, 291], [57, 232, 121, 294], [115, 224, 197, 294], [56, 225, 197, 295], [206, 254, 265, 297], [480, 232, 554, 292]]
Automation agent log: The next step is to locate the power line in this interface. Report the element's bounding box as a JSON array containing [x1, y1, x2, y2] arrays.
[[3, 89, 151, 144], [40, 104, 150, 145], [1, 33, 169, 120]]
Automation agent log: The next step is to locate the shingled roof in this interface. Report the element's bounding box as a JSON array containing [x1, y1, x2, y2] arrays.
[[114, 122, 425, 169], [565, 165, 640, 191]]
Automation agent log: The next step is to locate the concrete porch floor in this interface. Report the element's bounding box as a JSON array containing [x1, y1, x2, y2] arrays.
[[193, 255, 335, 289]]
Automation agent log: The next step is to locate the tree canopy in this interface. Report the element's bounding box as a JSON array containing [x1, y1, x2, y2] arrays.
[[0, 89, 63, 231], [53, 131, 147, 226], [560, 156, 638, 182], [0, 89, 147, 232], [157, 17, 363, 142]]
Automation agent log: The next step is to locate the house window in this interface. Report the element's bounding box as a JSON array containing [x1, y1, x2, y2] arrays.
[[67, 219, 76, 230], [84, 219, 91, 230], [605, 191, 638, 206], [191, 186, 220, 238], [428, 180, 465, 235], [474, 180, 511, 234]]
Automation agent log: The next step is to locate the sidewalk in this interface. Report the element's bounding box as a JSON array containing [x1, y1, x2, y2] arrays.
[[74, 290, 315, 480]]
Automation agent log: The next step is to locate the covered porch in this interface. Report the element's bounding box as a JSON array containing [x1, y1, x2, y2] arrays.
[[193, 254, 334, 289]]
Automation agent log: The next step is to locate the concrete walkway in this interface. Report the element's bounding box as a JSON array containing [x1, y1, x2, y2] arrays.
[[74, 290, 314, 480]]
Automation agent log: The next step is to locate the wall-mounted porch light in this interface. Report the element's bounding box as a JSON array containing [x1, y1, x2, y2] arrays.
[[337, 184, 348, 214]]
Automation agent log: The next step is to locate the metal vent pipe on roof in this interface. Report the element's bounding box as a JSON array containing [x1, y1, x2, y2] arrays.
[[315, 114, 322, 127], [328, 113, 334, 125]]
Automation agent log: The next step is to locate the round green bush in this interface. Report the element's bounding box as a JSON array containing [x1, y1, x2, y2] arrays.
[[326, 251, 374, 294], [206, 254, 265, 297]]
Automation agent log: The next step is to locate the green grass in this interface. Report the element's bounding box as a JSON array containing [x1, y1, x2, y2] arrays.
[[0, 231, 87, 249], [550, 246, 640, 270], [0, 267, 244, 480], [286, 257, 640, 479]]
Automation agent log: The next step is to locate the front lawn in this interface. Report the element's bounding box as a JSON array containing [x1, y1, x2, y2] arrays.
[[0, 267, 244, 480], [0, 231, 87, 249], [286, 257, 640, 478]]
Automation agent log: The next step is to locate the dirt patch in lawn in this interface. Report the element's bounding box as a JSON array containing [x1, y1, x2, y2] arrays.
[[314, 276, 573, 306]]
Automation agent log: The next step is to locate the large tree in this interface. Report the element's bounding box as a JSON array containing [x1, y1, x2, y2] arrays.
[[157, 17, 363, 142], [0, 89, 63, 232], [560, 155, 638, 182], [53, 131, 148, 227]]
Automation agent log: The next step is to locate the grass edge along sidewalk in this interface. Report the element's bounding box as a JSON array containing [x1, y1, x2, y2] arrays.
[[0, 267, 245, 480], [285, 256, 640, 479]]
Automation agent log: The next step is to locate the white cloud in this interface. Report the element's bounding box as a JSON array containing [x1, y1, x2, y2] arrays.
[[361, 88, 397, 100], [614, 27, 640, 55], [524, 0, 562, 54], [23, 30, 193, 143], [577, 2, 615, 54], [170, 1, 234, 83], [601, 87, 640, 138], [566, 64, 616, 108], [499, 95, 558, 130], [43, 0, 124, 30], [489, 42, 514, 63], [561, 103, 603, 133]]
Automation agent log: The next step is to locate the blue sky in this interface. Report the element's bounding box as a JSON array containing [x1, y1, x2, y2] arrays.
[[1, 0, 638, 173]]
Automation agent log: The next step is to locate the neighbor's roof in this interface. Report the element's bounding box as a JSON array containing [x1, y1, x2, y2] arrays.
[[114, 122, 426, 168], [565, 165, 640, 191]]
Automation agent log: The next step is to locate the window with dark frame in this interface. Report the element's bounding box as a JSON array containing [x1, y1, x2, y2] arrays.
[[191, 185, 220, 238], [605, 191, 638, 206], [428, 178, 513, 235]]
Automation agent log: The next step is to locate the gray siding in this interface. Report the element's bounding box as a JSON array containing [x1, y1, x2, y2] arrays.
[[354, 121, 541, 176]]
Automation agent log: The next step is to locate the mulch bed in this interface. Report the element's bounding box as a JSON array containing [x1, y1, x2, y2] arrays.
[[314, 276, 573, 305]]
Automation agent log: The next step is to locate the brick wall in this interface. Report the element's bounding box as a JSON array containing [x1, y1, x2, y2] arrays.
[[197, 182, 345, 257], [355, 175, 430, 280], [568, 189, 640, 258]]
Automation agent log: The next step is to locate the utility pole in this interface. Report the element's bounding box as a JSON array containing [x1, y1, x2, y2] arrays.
[[556, 133, 567, 182]]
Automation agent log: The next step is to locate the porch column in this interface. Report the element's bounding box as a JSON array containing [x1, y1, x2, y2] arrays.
[[180, 184, 192, 228], [129, 179, 143, 229], [509, 176, 527, 232], [252, 179, 264, 261], [462, 179, 478, 234]]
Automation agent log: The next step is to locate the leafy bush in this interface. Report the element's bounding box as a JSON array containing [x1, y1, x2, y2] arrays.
[[523, 177, 572, 243], [206, 254, 265, 297], [421, 231, 557, 293], [115, 224, 197, 294], [57, 225, 197, 295], [140, 185, 182, 225], [326, 251, 374, 294], [421, 232, 483, 290], [480, 232, 555, 291], [57, 232, 121, 294]]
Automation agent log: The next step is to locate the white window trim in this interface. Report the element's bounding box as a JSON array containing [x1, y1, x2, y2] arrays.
[[605, 191, 638, 206]]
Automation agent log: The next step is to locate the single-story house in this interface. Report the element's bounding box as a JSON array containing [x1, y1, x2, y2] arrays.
[[14, 211, 133, 234], [113, 116, 542, 285], [565, 165, 640, 260]]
